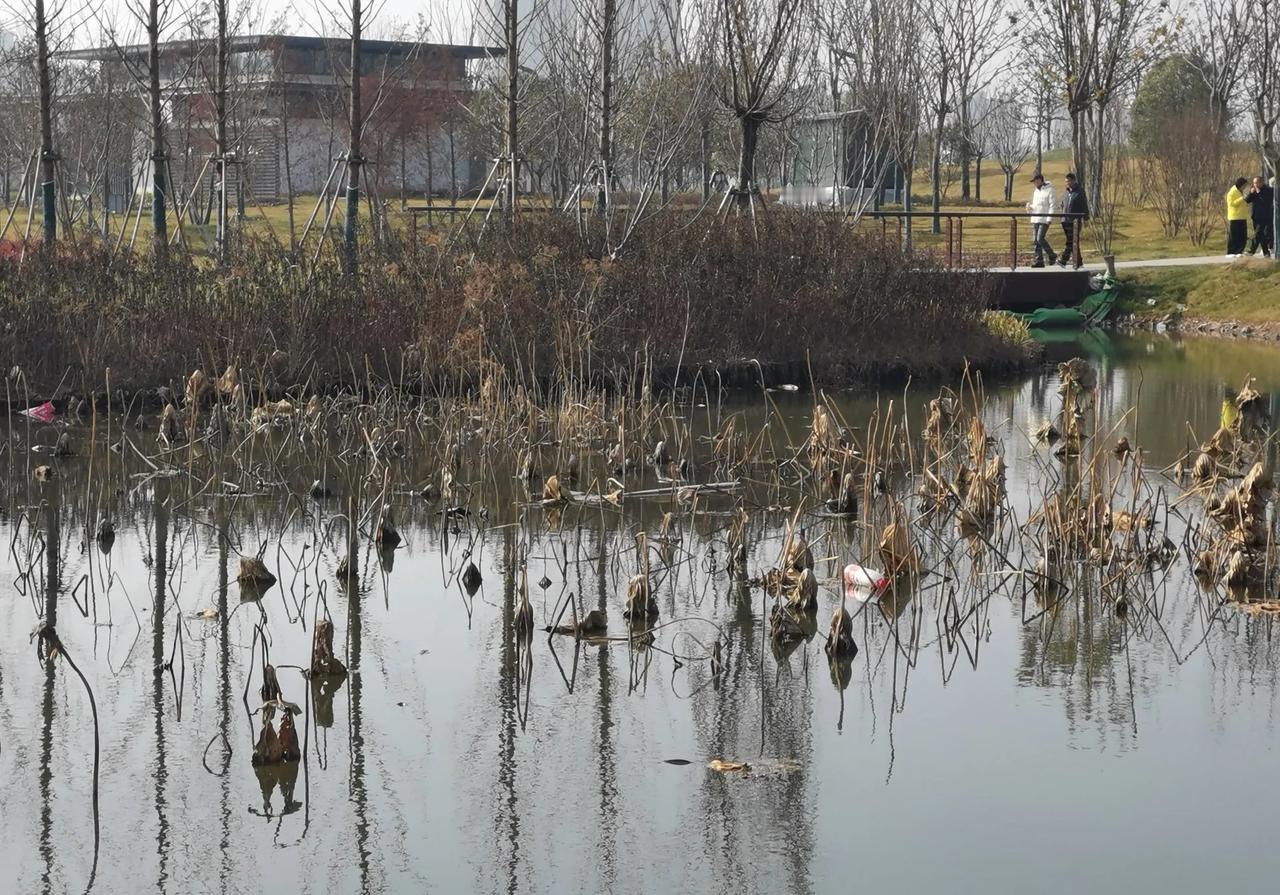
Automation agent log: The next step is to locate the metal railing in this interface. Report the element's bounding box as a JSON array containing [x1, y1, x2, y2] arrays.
[[863, 210, 1090, 270], [404, 202, 1090, 271]]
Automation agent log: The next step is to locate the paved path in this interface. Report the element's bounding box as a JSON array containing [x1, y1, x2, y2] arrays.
[[991, 254, 1250, 273]]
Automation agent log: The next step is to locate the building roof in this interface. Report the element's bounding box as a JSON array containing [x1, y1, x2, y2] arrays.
[[61, 33, 502, 62]]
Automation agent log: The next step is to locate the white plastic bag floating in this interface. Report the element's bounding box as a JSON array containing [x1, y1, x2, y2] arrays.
[[842, 563, 888, 602]]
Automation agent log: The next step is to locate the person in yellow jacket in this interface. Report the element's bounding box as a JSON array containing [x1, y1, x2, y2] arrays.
[[1226, 177, 1250, 255]]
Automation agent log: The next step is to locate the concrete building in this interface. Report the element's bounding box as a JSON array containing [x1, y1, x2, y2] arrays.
[[780, 110, 905, 208], [60, 34, 501, 207]]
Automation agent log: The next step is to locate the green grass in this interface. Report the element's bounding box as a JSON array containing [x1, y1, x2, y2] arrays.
[[903, 152, 1220, 263], [0, 156, 1240, 266], [1119, 259, 1280, 323]]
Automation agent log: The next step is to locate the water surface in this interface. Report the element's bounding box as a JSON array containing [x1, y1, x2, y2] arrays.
[[3, 330, 1280, 894]]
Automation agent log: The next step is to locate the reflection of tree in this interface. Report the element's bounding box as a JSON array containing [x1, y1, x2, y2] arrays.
[[495, 527, 522, 895], [151, 484, 171, 889], [216, 506, 233, 887], [687, 518, 816, 895], [591, 528, 618, 891], [1018, 590, 1135, 744], [38, 501, 59, 895], [346, 563, 371, 892]]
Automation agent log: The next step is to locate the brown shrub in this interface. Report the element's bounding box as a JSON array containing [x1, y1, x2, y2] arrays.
[[0, 211, 1014, 396]]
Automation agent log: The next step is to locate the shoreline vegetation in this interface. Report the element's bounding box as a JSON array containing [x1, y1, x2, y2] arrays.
[[0, 211, 1037, 404], [1117, 261, 1280, 339]]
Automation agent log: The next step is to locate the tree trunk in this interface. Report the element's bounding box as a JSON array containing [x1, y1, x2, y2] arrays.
[[215, 0, 229, 261], [902, 166, 913, 252], [1273, 152, 1280, 264], [344, 0, 363, 274], [426, 129, 434, 206], [931, 79, 947, 234], [1070, 108, 1087, 197], [700, 118, 710, 200], [736, 115, 760, 207], [597, 0, 615, 211], [1089, 104, 1104, 215], [147, 0, 167, 258], [35, 0, 56, 245], [930, 118, 944, 234], [1003, 169, 1013, 201], [281, 83, 297, 256], [974, 154, 982, 202], [504, 0, 519, 214], [447, 120, 457, 203], [1035, 119, 1043, 175]]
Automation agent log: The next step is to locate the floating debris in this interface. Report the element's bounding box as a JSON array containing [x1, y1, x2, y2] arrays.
[[309, 480, 334, 500], [462, 562, 483, 595], [20, 400, 55, 423], [311, 619, 348, 677]]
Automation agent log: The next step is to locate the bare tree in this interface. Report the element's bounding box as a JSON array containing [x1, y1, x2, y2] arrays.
[[709, 0, 811, 209], [343, 0, 362, 271], [1244, 0, 1280, 258], [820, 0, 923, 224], [982, 90, 1030, 201], [3, 0, 78, 244], [32, 0, 54, 242], [142, 0, 170, 255], [1181, 0, 1248, 132], [212, 0, 230, 258], [946, 0, 1009, 201], [309, 0, 422, 271], [98, 0, 182, 256], [1024, 0, 1170, 211]]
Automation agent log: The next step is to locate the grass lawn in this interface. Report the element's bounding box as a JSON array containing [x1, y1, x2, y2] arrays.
[[899, 149, 1227, 264], [1118, 259, 1280, 324], [0, 146, 1241, 265]]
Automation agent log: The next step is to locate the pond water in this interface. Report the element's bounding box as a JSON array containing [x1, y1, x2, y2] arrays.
[[3, 331, 1280, 894]]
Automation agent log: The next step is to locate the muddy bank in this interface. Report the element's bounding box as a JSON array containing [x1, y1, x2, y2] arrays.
[[1114, 311, 1280, 343]]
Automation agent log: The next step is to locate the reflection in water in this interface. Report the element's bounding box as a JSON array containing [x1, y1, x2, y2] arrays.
[[216, 509, 233, 894], [345, 569, 371, 894], [39, 501, 59, 895], [9, 332, 1280, 891], [152, 483, 171, 893], [496, 528, 522, 895], [251, 762, 302, 819]]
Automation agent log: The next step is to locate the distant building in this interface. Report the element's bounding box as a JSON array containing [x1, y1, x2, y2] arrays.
[[60, 34, 501, 208], [780, 110, 904, 209]]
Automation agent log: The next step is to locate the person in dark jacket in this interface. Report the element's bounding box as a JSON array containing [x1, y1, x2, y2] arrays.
[[1246, 175, 1274, 257], [1057, 172, 1089, 268]]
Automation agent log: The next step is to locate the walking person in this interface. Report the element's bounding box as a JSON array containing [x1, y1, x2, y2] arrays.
[[1026, 172, 1057, 267], [1057, 171, 1089, 269], [1246, 175, 1274, 257], [1226, 177, 1250, 256]]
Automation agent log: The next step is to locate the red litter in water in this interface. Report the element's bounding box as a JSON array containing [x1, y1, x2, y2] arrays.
[[20, 401, 55, 423]]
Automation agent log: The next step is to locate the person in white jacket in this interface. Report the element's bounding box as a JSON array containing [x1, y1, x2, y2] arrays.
[[1025, 172, 1057, 267]]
